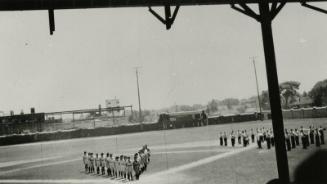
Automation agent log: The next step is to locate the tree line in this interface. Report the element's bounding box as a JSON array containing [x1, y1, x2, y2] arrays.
[[261, 79, 327, 110], [129, 78, 327, 122], [207, 78, 327, 114]]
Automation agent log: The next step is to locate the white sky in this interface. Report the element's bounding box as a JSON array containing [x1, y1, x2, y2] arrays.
[[0, 3, 327, 113]]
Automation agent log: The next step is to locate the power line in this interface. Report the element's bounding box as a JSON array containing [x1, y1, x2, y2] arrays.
[[134, 67, 142, 123]]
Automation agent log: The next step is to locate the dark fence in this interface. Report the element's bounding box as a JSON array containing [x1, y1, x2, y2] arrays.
[[0, 123, 161, 146], [2, 107, 327, 146], [267, 107, 327, 120], [208, 113, 260, 125]]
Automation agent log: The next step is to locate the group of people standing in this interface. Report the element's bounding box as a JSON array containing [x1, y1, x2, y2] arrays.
[[82, 145, 151, 181], [219, 129, 256, 147], [256, 127, 275, 149], [218, 125, 325, 151], [284, 125, 325, 151]]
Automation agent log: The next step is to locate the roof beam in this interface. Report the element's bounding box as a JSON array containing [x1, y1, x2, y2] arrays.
[[0, 0, 326, 11]]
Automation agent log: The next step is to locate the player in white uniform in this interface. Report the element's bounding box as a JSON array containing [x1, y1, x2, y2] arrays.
[[90, 153, 95, 173], [100, 153, 106, 175], [119, 155, 124, 178], [105, 153, 110, 176], [122, 156, 127, 179], [114, 156, 119, 178], [95, 153, 100, 174], [109, 154, 115, 177], [126, 157, 133, 181], [83, 151, 88, 173]]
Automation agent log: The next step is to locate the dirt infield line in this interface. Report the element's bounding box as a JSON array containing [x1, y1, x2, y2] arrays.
[[140, 144, 256, 183], [0, 158, 80, 175], [0, 156, 61, 168], [152, 149, 226, 155]]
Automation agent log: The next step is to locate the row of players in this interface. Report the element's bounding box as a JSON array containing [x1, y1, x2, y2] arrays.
[[284, 126, 325, 150], [82, 145, 151, 181], [218, 129, 259, 147], [218, 125, 325, 150]]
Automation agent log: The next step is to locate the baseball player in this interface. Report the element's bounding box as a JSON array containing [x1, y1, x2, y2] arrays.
[[100, 153, 106, 175], [83, 151, 88, 173], [90, 153, 95, 173], [126, 157, 133, 181], [95, 153, 100, 174]]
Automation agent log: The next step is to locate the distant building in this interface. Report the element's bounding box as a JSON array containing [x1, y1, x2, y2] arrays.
[[105, 99, 120, 108]]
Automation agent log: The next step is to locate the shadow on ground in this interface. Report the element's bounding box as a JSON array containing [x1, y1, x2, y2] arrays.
[[266, 149, 327, 184]]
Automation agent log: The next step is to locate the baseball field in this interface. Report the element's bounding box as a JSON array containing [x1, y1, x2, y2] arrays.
[[0, 118, 326, 184]]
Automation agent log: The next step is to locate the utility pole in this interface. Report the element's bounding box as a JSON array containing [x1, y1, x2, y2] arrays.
[[251, 56, 263, 120], [135, 67, 142, 123]]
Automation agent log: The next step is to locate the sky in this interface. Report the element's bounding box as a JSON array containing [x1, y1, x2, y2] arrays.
[[0, 3, 327, 114]]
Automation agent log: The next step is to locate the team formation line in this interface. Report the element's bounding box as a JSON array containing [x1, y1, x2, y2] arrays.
[[82, 145, 150, 182], [218, 125, 325, 150]]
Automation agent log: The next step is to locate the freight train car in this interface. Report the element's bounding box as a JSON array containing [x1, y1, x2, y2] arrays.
[[208, 112, 261, 125], [158, 111, 261, 130], [158, 111, 204, 129]]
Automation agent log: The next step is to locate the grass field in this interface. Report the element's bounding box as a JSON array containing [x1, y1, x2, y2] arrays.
[[0, 118, 326, 184]]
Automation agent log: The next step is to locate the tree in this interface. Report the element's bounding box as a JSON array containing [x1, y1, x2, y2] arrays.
[[236, 105, 247, 114], [221, 98, 240, 110], [207, 99, 218, 114], [309, 79, 327, 107], [179, 105, 193, 111], [192, 104, 205, 111], [279, 81, 301, 109]]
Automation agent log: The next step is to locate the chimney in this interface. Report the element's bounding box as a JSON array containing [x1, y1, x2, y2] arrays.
[[31, 108, 35, 114]]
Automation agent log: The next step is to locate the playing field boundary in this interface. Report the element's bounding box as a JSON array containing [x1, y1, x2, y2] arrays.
[[0, 144, 256, 184], [144, 144, 255, 179]]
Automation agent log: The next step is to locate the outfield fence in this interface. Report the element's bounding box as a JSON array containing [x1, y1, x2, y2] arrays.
[[268, 106, 327, 119]]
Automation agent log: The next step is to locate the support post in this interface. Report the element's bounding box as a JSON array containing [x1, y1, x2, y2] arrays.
[[148, 5, 180, 30], [112, 109, 115, 123], [48, 9, 55, 35], [258, 1, 290, 183]]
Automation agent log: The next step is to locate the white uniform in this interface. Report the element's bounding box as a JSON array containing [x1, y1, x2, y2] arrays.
[[109, 157, 114, 171], [100, 157, 106, 168], [121, 160, 126, 174], [95, 157, 100, 167], [83, 155, 88, 165], [105, 156, 110, 169]]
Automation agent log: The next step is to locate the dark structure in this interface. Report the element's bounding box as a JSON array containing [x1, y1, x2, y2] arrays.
[[45, 105, 132, 122], [2, 0, 327, 183], [158, 111, 203, 129], [158, 111, 261, 129], [0, 113, 45, 134], [0, 105, 132, 135]]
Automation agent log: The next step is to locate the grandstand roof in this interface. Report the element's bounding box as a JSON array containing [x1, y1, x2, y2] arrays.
[[0, 0, 326, 11]]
